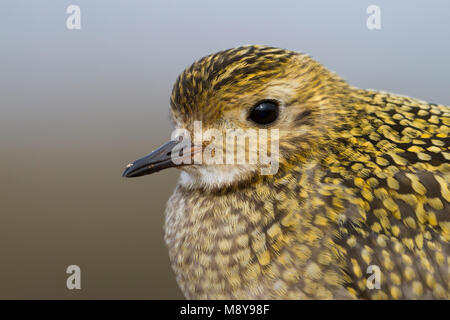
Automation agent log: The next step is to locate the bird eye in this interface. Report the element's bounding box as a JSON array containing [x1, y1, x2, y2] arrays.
[[248, 100, 279, 125]]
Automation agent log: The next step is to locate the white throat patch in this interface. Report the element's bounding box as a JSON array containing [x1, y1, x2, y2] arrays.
[[179, 165, 256, 190]]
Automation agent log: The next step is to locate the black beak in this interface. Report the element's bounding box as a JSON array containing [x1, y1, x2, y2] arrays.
[[122, 139, 182, 178]]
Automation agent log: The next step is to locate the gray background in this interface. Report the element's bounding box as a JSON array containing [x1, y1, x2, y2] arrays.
[[0, 0, 449, 299]]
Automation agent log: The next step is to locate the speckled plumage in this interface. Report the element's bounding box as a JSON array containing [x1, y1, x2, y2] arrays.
[[163, 45, 450, 299]]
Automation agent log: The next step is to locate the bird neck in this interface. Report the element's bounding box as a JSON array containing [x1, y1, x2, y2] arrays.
[[164, 157, 352, 299]]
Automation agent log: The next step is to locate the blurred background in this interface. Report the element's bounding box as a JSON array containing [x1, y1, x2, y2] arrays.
[[0, 0, 449, 299]]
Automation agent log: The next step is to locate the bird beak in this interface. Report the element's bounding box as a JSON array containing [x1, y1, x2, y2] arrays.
[[122, 139, 183, 178]]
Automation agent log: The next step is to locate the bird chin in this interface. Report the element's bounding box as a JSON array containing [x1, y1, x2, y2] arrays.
[[178, 165, 257, 190]]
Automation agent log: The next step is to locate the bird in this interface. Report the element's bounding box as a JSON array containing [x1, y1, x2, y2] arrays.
[[122, 45, 449, 299]]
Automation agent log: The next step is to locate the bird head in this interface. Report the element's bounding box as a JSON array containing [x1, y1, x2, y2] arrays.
[[122, 45, 351, 190]]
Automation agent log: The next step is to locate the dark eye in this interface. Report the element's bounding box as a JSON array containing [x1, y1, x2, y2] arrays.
[[248, 101, 279, 125]]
